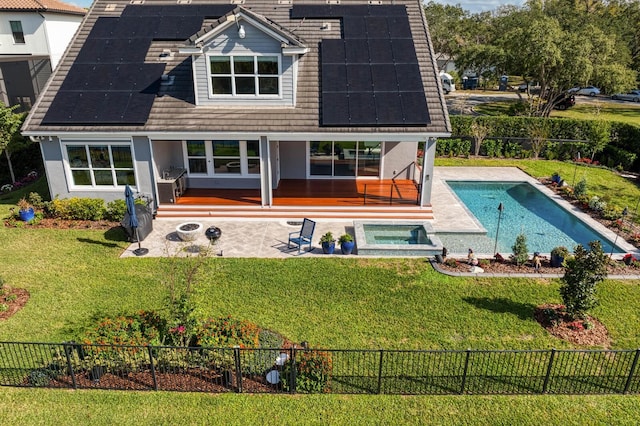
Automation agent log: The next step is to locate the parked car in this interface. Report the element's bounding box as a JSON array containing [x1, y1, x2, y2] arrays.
[[567, 86, 600, 96], [517, 82, 540, 93], [553, 94, 576, 110], [611, 90, 640, 102]]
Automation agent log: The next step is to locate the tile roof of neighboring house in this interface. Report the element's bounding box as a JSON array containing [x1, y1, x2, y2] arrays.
[[23, 0, 450, 136], [0, 0, 86, 15]]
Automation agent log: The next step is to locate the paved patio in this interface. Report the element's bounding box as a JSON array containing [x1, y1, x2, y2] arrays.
[[121, 167, 638, 260]]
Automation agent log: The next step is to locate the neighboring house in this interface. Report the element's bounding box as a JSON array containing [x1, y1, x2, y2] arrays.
[[0, 0, 85, 111], [22, 0, 450, 217]]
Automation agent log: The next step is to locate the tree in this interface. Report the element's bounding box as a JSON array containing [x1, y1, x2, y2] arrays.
[[470, 120, 491, 156], [560, 241, 608, 320], [0, 103, 28, 184], [527, 120, 550, 159]]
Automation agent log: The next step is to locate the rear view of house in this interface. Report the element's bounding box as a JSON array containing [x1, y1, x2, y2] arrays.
[[22, 0, 450, 219]]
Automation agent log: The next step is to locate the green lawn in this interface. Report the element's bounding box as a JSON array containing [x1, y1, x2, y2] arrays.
[[1, 165, 640, 423], [473, 99, 640, 126]]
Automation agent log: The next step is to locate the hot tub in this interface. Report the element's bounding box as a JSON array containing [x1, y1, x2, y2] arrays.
[[353, 221, 443, 257]]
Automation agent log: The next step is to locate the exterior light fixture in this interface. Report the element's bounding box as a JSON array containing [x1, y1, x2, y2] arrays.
[[238, 24, 246, 39]]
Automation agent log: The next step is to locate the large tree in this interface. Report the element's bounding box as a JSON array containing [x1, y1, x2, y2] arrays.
[[0, 103, 27, 184]]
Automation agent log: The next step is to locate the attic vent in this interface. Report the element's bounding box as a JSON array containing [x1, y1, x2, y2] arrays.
[[326, 0, 340, 4], [130, 0, 144, 4], [368, 0, 383, 4], [321, 22, 331, 30], [230, 0, 245, 4], [177, 0, 191, 3], [159, 49, 175, 61], [104, 3, 117, 11], [278, 0, 292, 4]]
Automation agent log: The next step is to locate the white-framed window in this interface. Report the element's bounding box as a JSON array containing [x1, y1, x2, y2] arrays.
[[63, 142, 136, 188], [208, 55, 280, 96], [10, 21, 25, 44], [183, 140, 260, 176]]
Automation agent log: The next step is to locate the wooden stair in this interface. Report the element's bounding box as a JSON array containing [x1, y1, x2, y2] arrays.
[[155, 204, 434, 220]]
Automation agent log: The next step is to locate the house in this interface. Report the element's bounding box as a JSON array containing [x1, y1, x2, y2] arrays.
[[0, 0, 85, 111], [22, 0, 451, 219]]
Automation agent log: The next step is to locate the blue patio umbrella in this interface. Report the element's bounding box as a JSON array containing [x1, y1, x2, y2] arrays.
[[125, 184, 148, 256]]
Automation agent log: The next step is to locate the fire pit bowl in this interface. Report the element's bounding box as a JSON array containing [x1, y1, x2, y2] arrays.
[[176, 222, 203, 241], [205, 226, 222, 243]]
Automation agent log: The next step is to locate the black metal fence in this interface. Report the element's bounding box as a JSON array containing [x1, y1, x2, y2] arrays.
[[1, 342, 639, 395]]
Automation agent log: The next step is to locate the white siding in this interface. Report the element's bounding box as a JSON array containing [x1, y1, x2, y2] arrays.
[[42, 13, 83, 69], [193, 23, 295, 107], [0, 12, 47, 56]]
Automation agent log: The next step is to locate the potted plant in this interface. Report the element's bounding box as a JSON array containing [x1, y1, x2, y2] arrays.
[[550, 246, 569, 267], [17, 198, 35, 222], [320, 232, 335, 254], [551, 171, 561, 185], [338, 233, 355, 255]]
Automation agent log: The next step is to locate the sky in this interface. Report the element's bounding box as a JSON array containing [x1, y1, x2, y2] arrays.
[[68, 0, 525, 14]]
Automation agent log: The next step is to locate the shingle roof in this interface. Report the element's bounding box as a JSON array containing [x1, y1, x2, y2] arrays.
[[23, 0, 450, 136], [0, 0, 86, 15]]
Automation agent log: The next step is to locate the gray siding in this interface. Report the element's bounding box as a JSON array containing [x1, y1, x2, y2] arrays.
[[278, 141, 306, 179], [382, 142, 419, 180], [193, 24, 295, 107]]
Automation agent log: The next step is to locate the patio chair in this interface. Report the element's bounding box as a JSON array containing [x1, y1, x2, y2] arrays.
[[288, 218, 316, 253]]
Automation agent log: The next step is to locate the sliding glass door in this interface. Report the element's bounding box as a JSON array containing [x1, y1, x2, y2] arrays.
[[309, 141, 381, 178]]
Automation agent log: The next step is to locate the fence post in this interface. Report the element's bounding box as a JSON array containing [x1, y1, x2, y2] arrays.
[[460, 349, 471, 395], [148, 346, 158, 391], [233, 346, 243, 393], [623, 349, 640, 394], [289, 346, 297, 394], [63, 343, 77, 390], [542, 348, 556, 394], [376, 349, 384, 394]]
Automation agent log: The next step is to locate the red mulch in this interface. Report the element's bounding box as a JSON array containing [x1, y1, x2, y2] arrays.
[[0, 287, 29, 321], [534, 303, 611, 348]]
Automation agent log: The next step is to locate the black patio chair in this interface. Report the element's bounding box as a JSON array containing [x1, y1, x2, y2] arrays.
[[288, 218, 316, 254]]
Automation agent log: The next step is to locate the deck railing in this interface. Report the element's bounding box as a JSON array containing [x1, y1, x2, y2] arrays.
[[1, 342, 639, 395], [363, 182, 421, 205]]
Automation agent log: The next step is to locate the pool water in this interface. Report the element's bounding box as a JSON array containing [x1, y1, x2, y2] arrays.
[[363, 224, 430, 245], [444, 181, 622, 254]]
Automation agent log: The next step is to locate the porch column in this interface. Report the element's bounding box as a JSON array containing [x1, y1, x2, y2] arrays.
[[259, 136, 273, 207], [419, 137, 437, 208]]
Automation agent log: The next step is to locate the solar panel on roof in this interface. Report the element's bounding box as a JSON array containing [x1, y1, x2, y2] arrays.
[[391, 39, 418, 63], [342, 17, 367, 39], [375, 93, 405, 125], [346, 65, 372, 92], [89, 17, 117, 38], [344, 40, 370, 64], [339, 5, 370, 17], [322, 64, 348, 92], [364, 17, 389, 38], [322, 92, 351, 126], [290, 5, 332, 19], [388, 16, 412, 39], [371, 64, 398, 91], [368, 40, 393, 64], [321, 39, 346, 63], [348, 92, 376, 125], [400, 92, 429, 124], [369, 5, 407, 17], [395, 64, 424, 92]]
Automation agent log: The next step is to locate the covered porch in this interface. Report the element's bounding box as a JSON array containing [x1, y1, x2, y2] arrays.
[[175, 179, 422, 206]]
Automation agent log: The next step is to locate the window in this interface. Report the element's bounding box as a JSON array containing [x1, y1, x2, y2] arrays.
[[10, 21, 25, 44], [209, 55, 279, 96], [309, 141, 381, 177], [183, 140, 260, 176], [65, 143, 135, 187]]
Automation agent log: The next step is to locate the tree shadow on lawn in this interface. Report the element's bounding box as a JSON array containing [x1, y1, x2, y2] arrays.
[[462, 297, 537, 321]]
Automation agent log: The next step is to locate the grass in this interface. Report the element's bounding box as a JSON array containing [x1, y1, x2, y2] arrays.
[[1, 163, 640, 423], [0, 388, 639, 425], [473, 99, 640, 126]]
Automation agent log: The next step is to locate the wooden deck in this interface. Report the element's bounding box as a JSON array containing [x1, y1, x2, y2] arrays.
[[176, 179, 420, 206]]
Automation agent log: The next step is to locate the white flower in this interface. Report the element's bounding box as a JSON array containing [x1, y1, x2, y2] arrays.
[[1, 184, 13, 192]]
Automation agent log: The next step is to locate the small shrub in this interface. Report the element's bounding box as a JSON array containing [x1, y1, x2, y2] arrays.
[[588, 196, 607, 213], [0, 303, 8, 312], [5, 293, 17, 303], [542, 307, 561, 327], [27, 368, 53, 387], [282, 349, 332, 394], [196, 315, 260, 349], [444, 258, 458, 268], [478, 258, 490, 267], [573, 178, 587, 199], [50, 197, 106, 220], [105, 199, 128, 222], [511, 233, 529, 266]]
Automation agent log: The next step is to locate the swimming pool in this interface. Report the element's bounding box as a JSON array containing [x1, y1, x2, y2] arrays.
[[442, 181, 623, 254]]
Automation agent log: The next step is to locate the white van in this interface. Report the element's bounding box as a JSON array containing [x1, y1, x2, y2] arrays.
[[439, 71, 455, 94]]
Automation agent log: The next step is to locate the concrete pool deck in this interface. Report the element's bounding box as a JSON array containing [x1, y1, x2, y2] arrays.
[[121, 167, 639, 260]]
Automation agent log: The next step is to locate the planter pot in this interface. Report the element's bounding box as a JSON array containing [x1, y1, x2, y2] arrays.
[[340, 241, 355, 255], [321, 241, 335, 254], [550, 254, 565, 268], [19, 208, 35, 222], [551, 175, 561, 184], [176, 222, 203, 241]]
